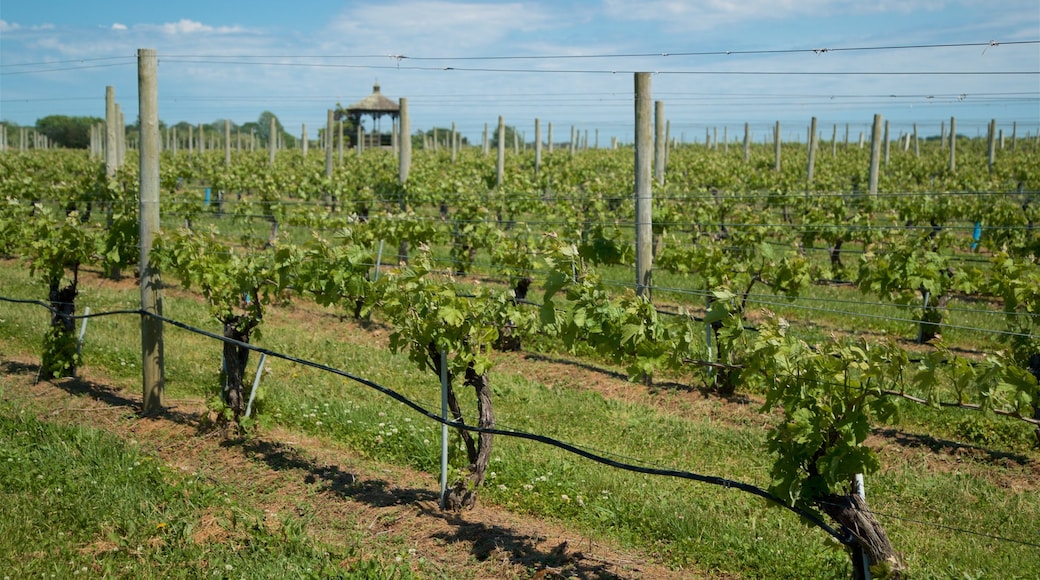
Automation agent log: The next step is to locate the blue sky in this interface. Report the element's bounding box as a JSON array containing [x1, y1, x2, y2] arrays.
[[2, 1, 1038, 143]]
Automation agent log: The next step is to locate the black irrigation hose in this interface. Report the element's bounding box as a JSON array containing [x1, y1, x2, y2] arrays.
[[147, 309, 854, 545], [0, 294, 852, 545]]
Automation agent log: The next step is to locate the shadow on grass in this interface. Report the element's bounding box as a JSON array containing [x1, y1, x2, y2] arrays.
[[235, 436, 633, 577], [421, 507, 628, 578], [1, 359, 202, 428], [875, 426, 1034, 468]]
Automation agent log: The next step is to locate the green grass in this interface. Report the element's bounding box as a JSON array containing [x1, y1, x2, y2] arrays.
[[1, 259, 1039, 578], [0, 390, 418, 579]]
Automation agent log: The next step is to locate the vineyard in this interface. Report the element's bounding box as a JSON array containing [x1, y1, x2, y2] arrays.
[[2, 106, 1040, 577]]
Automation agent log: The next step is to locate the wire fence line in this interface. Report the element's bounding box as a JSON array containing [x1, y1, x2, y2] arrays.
[[4, 293, 1039, 550], [0, 294, 848, 543]]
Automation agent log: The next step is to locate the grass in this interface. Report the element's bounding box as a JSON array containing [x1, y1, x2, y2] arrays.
[[1, 259, 1039, 578], [0, 388, 419, 579]]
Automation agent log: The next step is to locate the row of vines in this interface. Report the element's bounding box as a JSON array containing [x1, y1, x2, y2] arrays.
[[2, 138, 1039, 576]]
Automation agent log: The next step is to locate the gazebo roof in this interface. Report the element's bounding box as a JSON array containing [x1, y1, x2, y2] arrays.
[[345, 83, 399, 117]]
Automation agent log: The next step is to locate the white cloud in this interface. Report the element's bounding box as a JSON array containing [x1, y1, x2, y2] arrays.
[[143, 19, 244, 35], [111, 23, 128, 31], [0, 19, 21, 32]]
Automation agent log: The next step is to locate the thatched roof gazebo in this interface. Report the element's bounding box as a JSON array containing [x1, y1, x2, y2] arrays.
[[335, 83, 399, 147]]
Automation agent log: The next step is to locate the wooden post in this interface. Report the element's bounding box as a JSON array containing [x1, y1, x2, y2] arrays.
[[1011, 121, 1017, 151], [548, 122, 554, 154], [482, 123, 488, 155], [868, 114, 882, 197], [940, 120, 947, 150], [105, 86, 118, 178], [665, 120, 671, 168], [451, 122, 457, 163], [325, 110, 334, 178], [534, 118, 542, 176], [883, 120, 890, 167], [654, 100, 666, 185], [496, 116, 505, 187], [267, 117, 276, 166], [774, 121, 781, 172], [338, 120, 344, 162], [301, 123, 308, 157], [569, 125, 576, 156], [987, 119, 996, 172], [357, 124, 363, 158], [831, 124, 838, 157], [634, 73, 653, 300], [949, 116, 957, 173], [137, 48, 164, 416], [117, 105, 126, 168], [199, 123, 206, 152], [913, 123, 920, 157], [398, 98, 411, 264], [743, 122, 750, 162], [806, 116, 818, 194], [398, 98, 411, 184], [224, 120, 231, 167]]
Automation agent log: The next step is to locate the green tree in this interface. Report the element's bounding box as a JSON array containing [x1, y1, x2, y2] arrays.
[[35, 115, 103, 149], [255, 111, 295, 147]]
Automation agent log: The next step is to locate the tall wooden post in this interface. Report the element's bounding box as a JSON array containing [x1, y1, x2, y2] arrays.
[[325, 110, 334, 178], [654, 100, 665, 185], [398, 98, 411, 183], [338, 120, 344, 162], [773, 121, 781, 172], [949, 116, 957, 173], [743, 122, 750, 162], [883, 120, 890, 166], [105, 86, 118, 178], [868, 114, 883, 197], [268, 117, 276, 166], [806, 116, 818, 194], [117, 106, 126, 168], [451, 122, 457, 163], [548, 123, 554, 153], [137, 48, 164, 416], [224, 120, 231, 167], [301, 123, 308, 157], [913, 123, 920, 157], [987, 119, 996, 172], [534, 118, 542, 176], [398, 98, 411, 264], [634, 73, 653, 300], [496, 116, 505, 187]]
